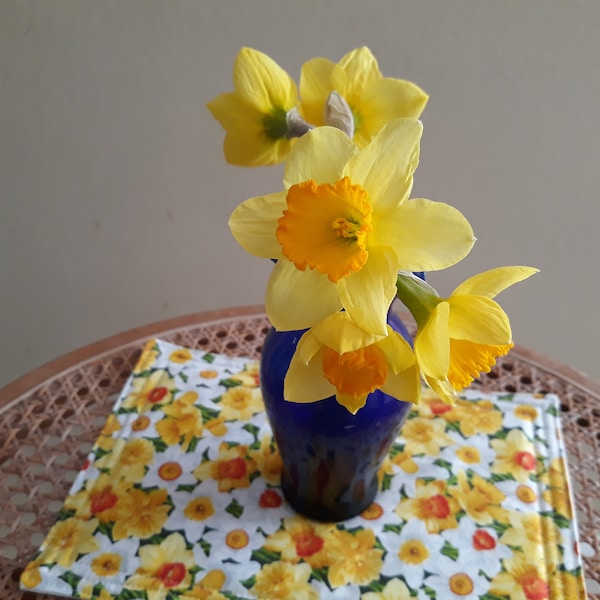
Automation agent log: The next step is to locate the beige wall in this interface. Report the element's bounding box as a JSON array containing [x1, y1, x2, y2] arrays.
[[1, 1, 599, 387]]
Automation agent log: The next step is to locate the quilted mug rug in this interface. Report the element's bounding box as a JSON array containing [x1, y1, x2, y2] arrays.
[[20, 338, 588, 600]]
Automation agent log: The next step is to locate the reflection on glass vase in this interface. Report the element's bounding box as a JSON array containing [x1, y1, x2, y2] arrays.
[[260, 312, 413, 522]]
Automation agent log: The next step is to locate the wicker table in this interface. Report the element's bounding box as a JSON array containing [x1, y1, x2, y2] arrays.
[[1, 306, 598, 600]]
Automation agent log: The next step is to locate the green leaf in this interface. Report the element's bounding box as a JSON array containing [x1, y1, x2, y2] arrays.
[[199, 538, 211, 556], [179, 372, 189, 384], [148, 437, 169, 453], [242, 423, 260, 439], [445, 421, 462, 434], [119, 589, 148, 599], [176, 483, 197, 493], [440, 541, 459, 560], [200, 406, 221, 421], [58, 570, 81, 590], [382, 523, 403, 534], [225, 498, 244, 518], [489, 472, 516, 483], [381, 472, 394, 492], [250, 547, 281, 563], [56, 508, 76, 521], [96, 521, 114, 540], [489, 520, 511, 536], [309, 567, 330, 584], [219, 377, 243, 389], [203, 353, 216, 364]]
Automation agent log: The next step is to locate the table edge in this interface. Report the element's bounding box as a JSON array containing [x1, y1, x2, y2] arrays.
[[2, 305, 599, 410], [0, 305, 265, 410]]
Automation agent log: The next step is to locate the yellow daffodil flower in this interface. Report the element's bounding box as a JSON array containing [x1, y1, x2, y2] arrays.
[[207, 47, 301, 166], [229, 119, 475, 335], [284, 312, 421, 414], [300, 47, 428, 147], [396, 266, 539, 404]]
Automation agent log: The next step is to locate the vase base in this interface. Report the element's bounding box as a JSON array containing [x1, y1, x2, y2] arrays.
[[280, 474, 376, 522]]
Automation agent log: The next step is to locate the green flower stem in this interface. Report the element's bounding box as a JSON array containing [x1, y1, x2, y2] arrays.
[[395, 272, 440, 329]]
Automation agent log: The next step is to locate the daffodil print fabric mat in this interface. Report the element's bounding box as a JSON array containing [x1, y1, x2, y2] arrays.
[[21, 338, 587, 600]]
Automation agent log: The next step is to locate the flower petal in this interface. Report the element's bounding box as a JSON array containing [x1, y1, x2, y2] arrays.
[[299, 57, 335, 127], [234, 47, 298, 112], [378, 329, 416, 374], [358, 78, 429, 141], [207, 92, 262, 129], [375, 199, 475, 271], [266, 261, 342, 331], [332, 47, 381, 105], [312, 312, 384, 355], [381, 362, 421, 405], [424, 374, 456, 406], [223, 127, 294, 166], [344, 119, 422, 212], [228, 192, 286, 258], [337, 246, 398, 336], [283, 126, 358, 187], [415, 302, 450, 380], [284, 347, 334, 403], [448, 296, 512, 345], [451, 266, 539, 298]]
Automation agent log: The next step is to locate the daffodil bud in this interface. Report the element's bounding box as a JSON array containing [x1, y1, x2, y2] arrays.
[[285, 108, 314, 138], [324, 91, 355, 138]]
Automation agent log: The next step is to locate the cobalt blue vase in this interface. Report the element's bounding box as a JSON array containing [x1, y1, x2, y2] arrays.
[[260, 311, 413, 522]]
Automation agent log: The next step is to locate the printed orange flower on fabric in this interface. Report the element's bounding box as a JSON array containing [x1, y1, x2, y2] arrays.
[[122, 369, 177, 412], [64, 473, 132, 523], [193, 442, 257, 492], [395, 480, 460, 533], [263, 517, 338, 569], [491, 429, 540, 483], [124, 532, 196, 597]]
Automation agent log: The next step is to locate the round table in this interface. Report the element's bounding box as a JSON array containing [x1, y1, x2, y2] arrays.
[[1, 306, 598, 599]]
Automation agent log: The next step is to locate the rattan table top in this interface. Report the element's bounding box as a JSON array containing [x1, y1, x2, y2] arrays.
[[1, 306, 598, 600]]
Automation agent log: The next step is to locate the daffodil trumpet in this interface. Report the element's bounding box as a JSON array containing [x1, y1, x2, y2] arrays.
[[396, 267, 539, 405], [229, 119, 475, 337], [284, 311, 421, 414]]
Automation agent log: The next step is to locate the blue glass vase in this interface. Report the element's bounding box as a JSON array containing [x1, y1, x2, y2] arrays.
[[260, 311, 413, 522]]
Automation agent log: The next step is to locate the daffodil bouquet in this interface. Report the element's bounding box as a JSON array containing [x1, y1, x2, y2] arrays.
[[209, 47, 537, 415]]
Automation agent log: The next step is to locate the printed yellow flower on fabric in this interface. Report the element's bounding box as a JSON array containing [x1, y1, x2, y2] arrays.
[[230, 119, 474, 335], [124, 532, 195, 600], [207, 48, 299, 166], [250, 562, 318, 600], [448, 471, 508, 525], [300, 46, 428, 147], [489, 554, 549, 600], [36, 517, 99, 568], [284, 311, 420, 413], [327, 529, 384, 587], [112, 488, 171, 540], [397, 266, 538, 404]]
